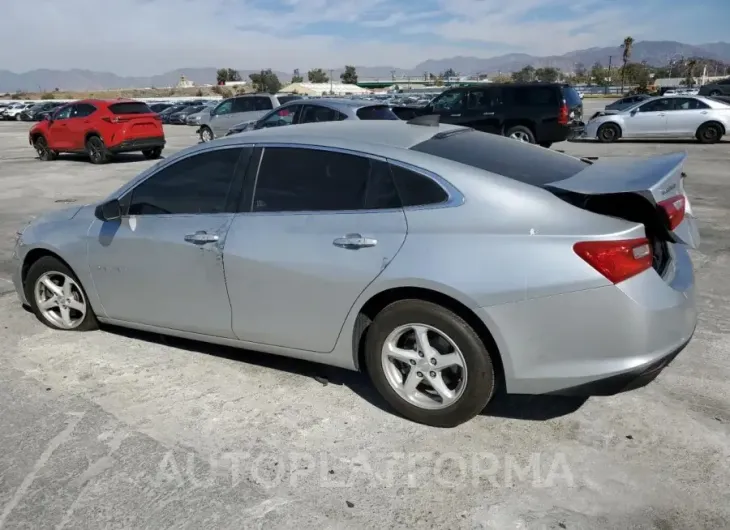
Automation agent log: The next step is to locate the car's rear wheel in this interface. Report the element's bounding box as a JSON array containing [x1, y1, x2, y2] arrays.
[[34, 136, 58, 161], [86, 136, 110, 164], [25, 256, 98, 332], [539, 142, 552, 148], [365, 300, 496, 428], [142, 147, 163, 160], [16, 114, 22, 121], [597, 123, 620, 143], [709, 90, 721, 97], [505, 125, 536, 144], [696, 123, 722, 144], [199, 126, 213, 143]]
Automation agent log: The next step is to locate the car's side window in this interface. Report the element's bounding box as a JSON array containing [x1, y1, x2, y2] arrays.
[[299, 105, 346, 123], [252, 147, 371, 212], [254, 97, 274, 111], [232, 98, 254, 113], [431, 91, 464, 111], [259, 105, 302, 128], [639, 99, 671, 112], [53, 106, 73, 120], [127, 148, 242, 216], [70, 103, 96, 118], [673, 98, 709, 110], [213, 99, 234, 116], [389, 164, 448, 207]]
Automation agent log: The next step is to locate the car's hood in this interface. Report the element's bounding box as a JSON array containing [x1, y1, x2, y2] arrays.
[[29, 204, 86, 226]]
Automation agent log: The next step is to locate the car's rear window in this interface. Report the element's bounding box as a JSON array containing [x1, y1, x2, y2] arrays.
[[108, 102, 153, 115], [356, 105, 399, 120], [277, 96, 302, 104], [561, 86, 583, 107], [410, 129, 589, 187]]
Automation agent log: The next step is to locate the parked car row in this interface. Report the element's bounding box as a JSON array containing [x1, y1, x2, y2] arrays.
[[0, 100, 66, 121]]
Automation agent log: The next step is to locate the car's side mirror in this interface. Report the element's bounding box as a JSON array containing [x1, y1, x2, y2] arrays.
[[630, 109, 638, 116], [95, 199, 122, 221], [43, 114, 51, 122]]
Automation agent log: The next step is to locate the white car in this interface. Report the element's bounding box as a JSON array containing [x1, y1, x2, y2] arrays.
[[584, 95, 730, 143], [1, 102, 35, 121]]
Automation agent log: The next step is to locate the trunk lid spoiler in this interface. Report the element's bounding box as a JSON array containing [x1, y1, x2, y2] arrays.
[[546, 152, 699, 248]]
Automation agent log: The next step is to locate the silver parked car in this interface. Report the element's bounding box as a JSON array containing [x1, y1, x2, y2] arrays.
[[197, 93, 302, 142], [11, 119, 699, 427], [225, 98, 399, 136], [585, 95, 730, 143]]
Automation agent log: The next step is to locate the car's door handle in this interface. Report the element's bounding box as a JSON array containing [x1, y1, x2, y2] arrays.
[[658, 113, 666, 116], [483, 112, 495, 116], [700, 111, 708, 114], [333, 233, 377, 249], [184, 231, 219, 244], [450, 114, 461, 117]]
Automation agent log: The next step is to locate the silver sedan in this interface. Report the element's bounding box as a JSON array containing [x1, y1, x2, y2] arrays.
[[585, 95, 730, 143], [11, 119, 699, 427]]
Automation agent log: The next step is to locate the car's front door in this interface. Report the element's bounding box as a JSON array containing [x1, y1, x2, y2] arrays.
[[254, 104, 304, 129], [46, 105, 74, 150], [66, 103, 97, 150], [223, 145, 408, 353], [625, 98, 671, 137], [463, 86, 503, 134], [87, 146, 251, 336], [427, 90, 469, 125], [664, 97, 710, 136], [209, 98, 237, 138]]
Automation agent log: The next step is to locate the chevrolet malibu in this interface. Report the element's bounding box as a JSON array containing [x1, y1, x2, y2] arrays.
[[11, 118, 699, 427]]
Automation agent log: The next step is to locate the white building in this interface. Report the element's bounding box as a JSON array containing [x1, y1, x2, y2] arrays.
[[278, 82, 369, 96]]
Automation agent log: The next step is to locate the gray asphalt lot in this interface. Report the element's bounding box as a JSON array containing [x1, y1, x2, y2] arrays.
[[0, 100, 729, 529]]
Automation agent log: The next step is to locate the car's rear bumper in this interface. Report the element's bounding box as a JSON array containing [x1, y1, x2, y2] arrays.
[[481, 243, 697, 396], [108, 137, 166, 154]]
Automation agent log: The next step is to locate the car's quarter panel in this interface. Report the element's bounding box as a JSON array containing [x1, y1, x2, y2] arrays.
[[224, 209, 408, 353], [86, 214, 236, 336]]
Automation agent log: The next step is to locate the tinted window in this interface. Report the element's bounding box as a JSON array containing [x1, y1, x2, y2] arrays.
[[365, 163, 401, 209], [561, 86, 582, 106], [355, 105, 399, 120], [300, 105, 347, 123], [639, 98, 673, 112], [672, 97, 709, 110], [53, 106, 73, 120], [71, 103, 96, 118], [128, 148, 242, 216], [509, 86, 559, 106], [277, 96, 302, 104], [389, 164, 448, 207], [465, 88, 501, 110], [231, 98, 254, 113], [718, 78, 730, 85], [431, 91, 464, 111], [254, 97, 273, 111], [258, 105, 302, 128], [253, 147, 370, 212], [410, 129, 588, 187], [109, 102, 152, 115]]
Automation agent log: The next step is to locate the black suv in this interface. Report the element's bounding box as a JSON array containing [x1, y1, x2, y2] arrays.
[[698, 77, 730, 97], [393, 83, 584, 148]]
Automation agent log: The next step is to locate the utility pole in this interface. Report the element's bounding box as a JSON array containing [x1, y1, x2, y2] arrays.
[[329, 69, 333, 95], [606, 55, 613, 95]]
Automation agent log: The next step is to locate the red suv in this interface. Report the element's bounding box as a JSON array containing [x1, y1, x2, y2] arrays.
[[29, 99, 165, 164]]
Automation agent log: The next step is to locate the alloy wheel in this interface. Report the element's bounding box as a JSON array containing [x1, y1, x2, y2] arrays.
[[381, 324, 468, 410], [509, 131, 531, 142], [201, 128, 213, 142], [33, 271, 87, 330]]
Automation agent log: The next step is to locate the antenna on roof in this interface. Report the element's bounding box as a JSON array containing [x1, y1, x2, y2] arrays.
[[406, 114, 440, 127]]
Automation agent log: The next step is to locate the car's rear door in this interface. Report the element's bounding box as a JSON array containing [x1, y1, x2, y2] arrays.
[[87, 146, 251, 336], [222, 145, 407, 353], [462, 86, 503, 134], [664, 97, 710, 136]]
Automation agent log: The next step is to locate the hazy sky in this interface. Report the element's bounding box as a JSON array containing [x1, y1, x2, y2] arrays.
[[1, 0, 727, 75]]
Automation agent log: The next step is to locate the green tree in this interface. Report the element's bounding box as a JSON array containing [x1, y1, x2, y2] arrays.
[[620, 36, 634, 93], [511, 65, 535, 82], [535, 67, 561, 82], [340, 65, 358, 84], [590, 62, 608, 86], [573, 63, 588, 83], [490, 73, 512, 83], [442, 68, 457, 79], [216, 68, 241, 84], [248, 69, 282, 94], [291, 69, 303, 83], [40, 92, 55, 100], [307, 68, 329, 83]]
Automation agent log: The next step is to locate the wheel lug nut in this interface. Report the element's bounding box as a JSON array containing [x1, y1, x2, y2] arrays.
[[429, 371, 436, 378], [409, 360, 416, 366], [430, 358, 437, 365], [418, 352, 424, 358], [416, 371, 423, 378]]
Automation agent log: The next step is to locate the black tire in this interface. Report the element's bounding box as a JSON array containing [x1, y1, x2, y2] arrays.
[[364, 299, 496, 428], [199, 126, 214, 143], [34, 136, 58, 161], [709, 90, 721, 97], [24, 256, 98, 332], [505, 125, 536, 144], [597, 123, 620, 143], [142, 147, 163, 160], [16, 114, 22, 121], [539, 142, 552, 149], [86, 135, 111, 164], [696, 123, 722, 144]]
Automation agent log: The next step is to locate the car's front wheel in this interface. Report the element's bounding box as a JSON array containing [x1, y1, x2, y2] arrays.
[[25, 256, 98, 331], [597, 123, 621, 143], [199, 126, 213, 143], [34, 136, 58, 161], [142, 147, 163, 160], [365, 300, 496, 428], [709, 90, 721, 97]]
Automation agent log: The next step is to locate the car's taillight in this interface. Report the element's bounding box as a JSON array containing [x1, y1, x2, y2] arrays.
[[573, 238, 652, 284], [558, 101, 569, 125], [658, 194, 685, 230], [102, 116, 129, 123]]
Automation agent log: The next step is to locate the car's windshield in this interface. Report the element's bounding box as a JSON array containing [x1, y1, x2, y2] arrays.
[[411, 128, 588, 186]]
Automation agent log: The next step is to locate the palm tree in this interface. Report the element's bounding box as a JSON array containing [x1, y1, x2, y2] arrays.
[[620, 36, 634, 93], [684, 59, 698, 87]]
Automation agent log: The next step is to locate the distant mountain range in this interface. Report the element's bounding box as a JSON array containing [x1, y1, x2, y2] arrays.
[[2, 40, 729, 92]]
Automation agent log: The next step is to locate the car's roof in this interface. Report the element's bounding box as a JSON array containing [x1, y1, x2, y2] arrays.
[[214, 120, 465, 150], [281, 98, 387, 111]]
